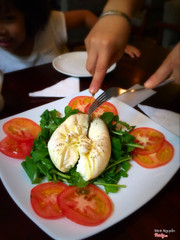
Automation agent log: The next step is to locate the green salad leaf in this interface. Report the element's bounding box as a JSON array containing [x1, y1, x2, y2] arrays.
[[21, 107, 141, 193]]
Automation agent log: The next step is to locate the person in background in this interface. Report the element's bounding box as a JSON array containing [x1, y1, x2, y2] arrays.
[[85, 0, 143, 94], [0, 0, 140, 74], [0, 0, 97, 73], [144, 42, 180, 88]]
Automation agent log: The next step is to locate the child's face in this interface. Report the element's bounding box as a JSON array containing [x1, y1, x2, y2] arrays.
[[0, 8, 26, 54]]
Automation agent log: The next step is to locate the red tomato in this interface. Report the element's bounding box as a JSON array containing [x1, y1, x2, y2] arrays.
[[132, 140, 174, 168], [130, 127, 165, 155], [30, 182, 68, 219], [0, 136, 33, 159], [3, 117, 41, 142], [68, 96, 118, 117], [57, 184, 113, 226], [84, 101, 118, 118], [68, 96, 94, 112]]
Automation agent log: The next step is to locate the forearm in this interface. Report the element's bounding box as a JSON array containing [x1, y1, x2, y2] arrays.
[[84, 10, 98, 29], [65, 10, 97, 30], [96, 0, 144, 48]]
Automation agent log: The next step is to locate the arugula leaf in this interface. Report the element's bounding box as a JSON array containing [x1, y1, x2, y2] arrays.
[[21, 156, 44, 184], [100, 112, 119, 131], [121, 161, 131, 172], [67, 166, 90, 188]]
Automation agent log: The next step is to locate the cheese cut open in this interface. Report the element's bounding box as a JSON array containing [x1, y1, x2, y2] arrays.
[[47, 113, 111, 181]]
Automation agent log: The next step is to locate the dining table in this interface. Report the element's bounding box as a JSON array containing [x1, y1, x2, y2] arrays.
[[0, 40, 179, 240]]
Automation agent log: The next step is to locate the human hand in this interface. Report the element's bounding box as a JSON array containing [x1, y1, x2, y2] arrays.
[[124, 44, 141, 58], [144, 42, 180, 88], [85, 16, 130, 94]]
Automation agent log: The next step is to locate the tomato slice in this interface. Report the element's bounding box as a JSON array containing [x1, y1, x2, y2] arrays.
[[68, 96, 94, 112], [68, 95, 118, 117], [57, 184, 113, 226], [132, 140, 174, 168], [0, 136, 33, 159], [30, 182, 68, 219], [130, 127, 165, 155], [3, 117, 41, 142], [84, 101, 118, 118]]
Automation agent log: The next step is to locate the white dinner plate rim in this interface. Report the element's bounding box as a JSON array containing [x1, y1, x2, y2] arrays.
[[52, 51, 116, 77]]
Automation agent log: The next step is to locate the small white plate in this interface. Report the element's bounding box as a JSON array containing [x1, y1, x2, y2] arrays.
[[53, 51, 116, 77], [0, 89, 179, 240]]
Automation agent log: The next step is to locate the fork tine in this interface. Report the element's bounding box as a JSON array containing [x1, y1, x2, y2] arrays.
[[95, 87, 118, 103], [88, 87, 119, 115], [95, 92, 111, 102], [95, 88, 116, 101], [91, 89, 112, 106], [89, 94, 108, 111]]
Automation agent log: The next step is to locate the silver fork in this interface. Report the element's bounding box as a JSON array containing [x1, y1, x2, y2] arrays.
[[87, 77, 174, 133]]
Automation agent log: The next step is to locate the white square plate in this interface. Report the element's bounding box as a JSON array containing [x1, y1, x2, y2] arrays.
[[0, 89, 179, 240]]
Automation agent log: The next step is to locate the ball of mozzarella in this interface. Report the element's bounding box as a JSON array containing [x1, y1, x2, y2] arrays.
[[47, 113, 111, 181]]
